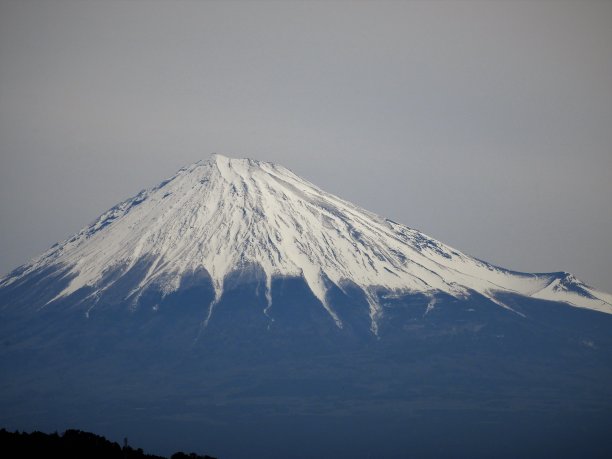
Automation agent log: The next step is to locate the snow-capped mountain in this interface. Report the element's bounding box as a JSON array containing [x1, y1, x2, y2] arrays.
[[1, 154, 610, 336], [2, 154, 612, 459]]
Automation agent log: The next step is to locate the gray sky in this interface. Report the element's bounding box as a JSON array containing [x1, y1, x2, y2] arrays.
[[1, 0, 611, 291]]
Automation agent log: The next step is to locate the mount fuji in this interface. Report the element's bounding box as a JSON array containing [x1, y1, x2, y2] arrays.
[[1, 154, 611, 459]]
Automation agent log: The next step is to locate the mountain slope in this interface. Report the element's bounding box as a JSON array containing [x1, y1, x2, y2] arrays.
[[1, 154, 610, 336]]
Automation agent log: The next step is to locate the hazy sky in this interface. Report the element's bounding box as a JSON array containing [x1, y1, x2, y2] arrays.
[[0, 0, 611, 291]]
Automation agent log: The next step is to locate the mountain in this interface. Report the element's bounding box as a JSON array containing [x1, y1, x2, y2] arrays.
[[1, 154, 612, 459], [2, 154, 610, 328]]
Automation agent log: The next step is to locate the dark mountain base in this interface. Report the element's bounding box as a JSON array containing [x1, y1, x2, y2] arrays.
[[1, 276, 612, 458], [2, 350, 611, 458]]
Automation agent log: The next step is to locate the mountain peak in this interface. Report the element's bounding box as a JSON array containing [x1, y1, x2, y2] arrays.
[[209, 153, 266, 169], [2, 154, 611, 334], [210, 152, 243, 166]]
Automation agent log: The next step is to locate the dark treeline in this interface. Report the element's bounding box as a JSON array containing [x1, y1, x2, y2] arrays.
[[0, 428, 216, 459]]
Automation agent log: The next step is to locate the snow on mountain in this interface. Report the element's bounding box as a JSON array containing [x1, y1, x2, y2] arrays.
[[2, 154, 611, 333]]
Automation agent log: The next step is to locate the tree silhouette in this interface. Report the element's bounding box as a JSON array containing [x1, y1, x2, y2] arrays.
[[0, 428, 217, 459]]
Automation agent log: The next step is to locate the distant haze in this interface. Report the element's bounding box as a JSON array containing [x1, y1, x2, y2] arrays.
[[0, 0, 611, 291]]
